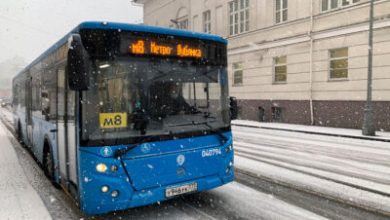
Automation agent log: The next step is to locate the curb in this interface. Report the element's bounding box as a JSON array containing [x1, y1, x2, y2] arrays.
[[232, 123, 390, 143]]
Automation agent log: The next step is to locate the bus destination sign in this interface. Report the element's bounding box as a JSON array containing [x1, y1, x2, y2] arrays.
[[123, 38, 204, 59], [117, 33, 227, 64]]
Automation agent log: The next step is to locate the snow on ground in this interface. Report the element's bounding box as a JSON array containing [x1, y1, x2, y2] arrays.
[[232, 125, 390, 215], [233, 120, 390, 141], [0, 114, 51, 220], [206, 182, 328, 220], [1, 107, 13, 124], [235, 140, 390, 194], [92, 182, 329, 220]]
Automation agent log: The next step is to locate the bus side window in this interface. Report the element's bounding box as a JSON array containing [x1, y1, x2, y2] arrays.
[[13, 83, 18, 108], [32, 71, 42, 118], [19, 77, 25, 108], [42, 68, 57, 121]]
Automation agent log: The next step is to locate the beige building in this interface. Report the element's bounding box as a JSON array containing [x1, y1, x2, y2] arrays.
[[134, 0, 390, 131]]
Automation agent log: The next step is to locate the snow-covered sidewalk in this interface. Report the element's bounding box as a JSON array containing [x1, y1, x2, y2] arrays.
[[233, 120, 390, 142], [0, 121, 51, 220]]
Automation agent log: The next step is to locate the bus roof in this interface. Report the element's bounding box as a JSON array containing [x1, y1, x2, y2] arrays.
[[14, 21, 227, 79], [77, 21, 227, 44]]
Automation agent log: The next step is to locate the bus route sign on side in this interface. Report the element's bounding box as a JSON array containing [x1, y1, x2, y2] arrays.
[[99, 113, 127, 129]]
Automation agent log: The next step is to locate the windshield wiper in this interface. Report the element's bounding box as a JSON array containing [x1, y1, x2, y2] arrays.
[[114, 136, 153, 158]]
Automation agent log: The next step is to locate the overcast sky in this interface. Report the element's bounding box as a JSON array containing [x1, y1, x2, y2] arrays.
[[0, 0, 143, 64]]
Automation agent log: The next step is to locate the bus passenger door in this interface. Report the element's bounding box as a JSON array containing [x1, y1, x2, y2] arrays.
[[57, 67, 78, 194]]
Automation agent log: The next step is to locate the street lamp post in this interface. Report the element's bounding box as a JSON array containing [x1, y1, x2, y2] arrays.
[[362, 0, 375, 136]]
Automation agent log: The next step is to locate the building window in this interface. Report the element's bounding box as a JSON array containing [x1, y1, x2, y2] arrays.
[[203, 10, 211, 33], [229, 0, 250, 36], [321, 0, 360, 12], [274, 56, 287, 83], [275, 0, 288, 24], [178, 19, 188, 30], [233, 63, 243, 86], [329, 48, 348, 79]]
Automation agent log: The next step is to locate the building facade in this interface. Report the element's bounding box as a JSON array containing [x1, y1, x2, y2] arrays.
[[135, 0, 390, 131]]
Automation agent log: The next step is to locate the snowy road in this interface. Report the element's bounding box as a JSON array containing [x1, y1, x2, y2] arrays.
[[0, 109, 326, 220], [1, 108, 390, 219], [233, 125, 390, 219]]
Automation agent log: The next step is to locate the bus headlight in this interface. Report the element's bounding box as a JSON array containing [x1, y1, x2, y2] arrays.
[[101, 185, 109, 193], [96, 163, 108, 173]]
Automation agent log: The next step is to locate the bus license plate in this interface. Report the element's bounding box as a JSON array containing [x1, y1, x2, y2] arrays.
[[165, 182, 197, 198]]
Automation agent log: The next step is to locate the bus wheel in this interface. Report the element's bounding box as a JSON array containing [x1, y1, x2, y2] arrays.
[[43, 146, 60, 189]]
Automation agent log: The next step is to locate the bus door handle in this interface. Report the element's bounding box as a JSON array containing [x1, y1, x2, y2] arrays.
[[50, 129, 58, 133]]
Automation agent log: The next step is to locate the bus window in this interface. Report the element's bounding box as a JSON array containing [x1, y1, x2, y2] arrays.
[[81, 58, 229, 145], [32, 71, 42, 118], [12, 82, 18, 108], [42, 68, 57, 121], [57, 68, 66, 119]]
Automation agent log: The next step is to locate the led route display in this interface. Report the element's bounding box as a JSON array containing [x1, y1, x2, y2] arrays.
[[129, 39, 203, 58]]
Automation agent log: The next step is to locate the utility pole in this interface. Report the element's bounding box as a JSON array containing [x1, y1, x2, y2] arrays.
[[362, 0, 375, 136]]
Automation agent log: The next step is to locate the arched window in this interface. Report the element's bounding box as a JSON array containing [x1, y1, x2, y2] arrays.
[[176, 7, 189, 30]]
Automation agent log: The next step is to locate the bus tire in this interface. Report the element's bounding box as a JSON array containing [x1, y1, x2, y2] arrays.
[[43, 143, 61, 189]]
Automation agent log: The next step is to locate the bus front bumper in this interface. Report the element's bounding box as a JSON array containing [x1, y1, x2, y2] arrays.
[[80, 172, 234, 215]]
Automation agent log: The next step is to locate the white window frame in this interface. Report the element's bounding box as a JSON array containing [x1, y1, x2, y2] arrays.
[[232, 63, 243, 86], [329, 47, 349, 80], [321, 0, 360, 12], [229, 0, 250, 36], [178, 19, 188, 30], [275, 0, 288, 24], [203, 10, 211, 33], [273, 56, 287, 83]]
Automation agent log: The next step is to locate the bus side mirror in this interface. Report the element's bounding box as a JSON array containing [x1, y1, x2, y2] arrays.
[[229, 96, 238, 120], [67, 34, 90, 91]]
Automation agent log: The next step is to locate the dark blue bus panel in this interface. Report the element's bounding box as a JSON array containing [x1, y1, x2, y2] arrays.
[[12, 21, 234, 215]]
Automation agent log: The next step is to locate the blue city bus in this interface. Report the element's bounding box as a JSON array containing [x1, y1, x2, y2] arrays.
[[12, 22, 236, 215]]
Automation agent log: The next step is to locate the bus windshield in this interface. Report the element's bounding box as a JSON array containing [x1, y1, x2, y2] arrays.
[[81, 57, 230, 146]]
